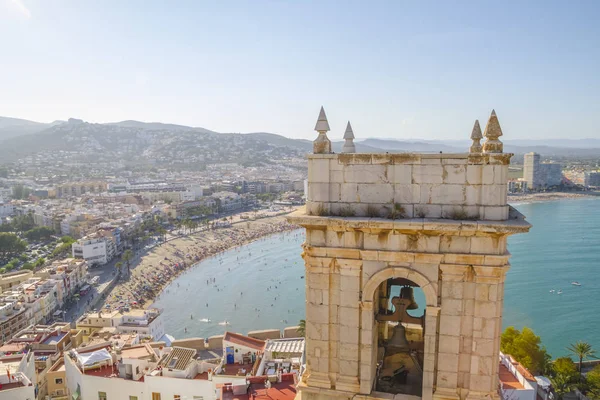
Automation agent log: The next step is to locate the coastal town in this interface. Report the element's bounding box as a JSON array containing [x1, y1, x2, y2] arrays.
[[0, 108, 598, 400], [2, 1, 600, 400]]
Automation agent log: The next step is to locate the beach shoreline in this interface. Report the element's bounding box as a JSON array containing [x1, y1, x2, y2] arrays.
[[97, 191, 598, 312], [100, 211, 302, 311], [508, 191, 599, 204]]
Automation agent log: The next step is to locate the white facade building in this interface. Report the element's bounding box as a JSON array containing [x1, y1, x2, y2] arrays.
[[0, 202, 14, 218], [72, 236, 110, 266], [112, 309, 165, 341]]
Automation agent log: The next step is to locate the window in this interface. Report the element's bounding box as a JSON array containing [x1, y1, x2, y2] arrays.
[[152, 393, 161, 400], [136, 366, 140, 375], [129, 397, 138, 400], [98, 392, 107, 400], [174, 396, 181, 400], [55, 378, 63, 384]]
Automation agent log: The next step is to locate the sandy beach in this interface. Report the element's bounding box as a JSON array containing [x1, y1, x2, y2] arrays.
[[508, 191, 600, 204], [101, 212, 300, 311]]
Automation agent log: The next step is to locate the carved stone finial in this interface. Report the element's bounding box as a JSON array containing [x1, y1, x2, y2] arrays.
[[469, 120, 483, 153], [341, 121, 356, 153], [313, 106, 332, 154], [482, 109, 504, 153]]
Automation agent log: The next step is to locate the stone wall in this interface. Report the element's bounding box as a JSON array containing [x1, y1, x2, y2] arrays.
[[306, 153, 512, 221]]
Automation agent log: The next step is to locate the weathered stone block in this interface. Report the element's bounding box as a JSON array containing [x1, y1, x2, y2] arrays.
[[344, 164, 388, 183], [340, 290, 360, 309], [340, 275, 360, 293], [443, 165, 466, 184], [393, 165, 413, 184], [481, 166, 495, 185], [434, 185, 467, 205], [308, 159, 331, 183], [329, 183, 341, 202], [308, 229, 326, 247], [306, 303, 330, 324], [394, 183, 421, 204], [482, 205, 508, 221], [438, 353, 459, 372], [481, 184, 507, 206], [357, 183, 394, 203], [493, 165, 508, 184], [308, 182, 331, 202], [465, 185, 481, 206], [340, 183, 359, 203], [413, 165, 444, 184], [339, 360, 359, 377], [440, 235, 471, 253], [439, 315, 462, 336], [339, 325, 359, 344], [466, 165, 482, 185], [441, 298, 463, 316], [438, 334, 460, 354]]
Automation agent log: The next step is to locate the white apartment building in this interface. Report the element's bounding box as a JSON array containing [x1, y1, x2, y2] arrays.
[[0, 187, 13, 200], [72, 236, 111, 266], [76, 309, 165, 341], [0, 352, 36, 400], [112, 309, 165, 341], [36, 258, 88, 298], [0, 202, 14, 217], [63, 344, 223, 400]]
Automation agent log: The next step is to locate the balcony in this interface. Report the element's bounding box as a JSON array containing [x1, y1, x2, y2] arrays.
[[0, 371, 33, 391]]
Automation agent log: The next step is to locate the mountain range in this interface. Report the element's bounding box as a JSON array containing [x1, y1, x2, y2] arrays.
[[0, 116, 598, 162]]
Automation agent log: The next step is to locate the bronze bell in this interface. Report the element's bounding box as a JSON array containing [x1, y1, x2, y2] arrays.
[[387, 323, 410, 353], [399, 286, 419, 310]]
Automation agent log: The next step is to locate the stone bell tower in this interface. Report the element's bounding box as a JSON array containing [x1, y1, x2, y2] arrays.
[[287, 108, 531, 400]]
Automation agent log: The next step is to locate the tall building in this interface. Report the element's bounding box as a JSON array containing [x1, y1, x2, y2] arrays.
[[523, 152, 562, 189], [523, 152, 540, 189], [584, 171, 600, 187], [287, 109, 532, 400]]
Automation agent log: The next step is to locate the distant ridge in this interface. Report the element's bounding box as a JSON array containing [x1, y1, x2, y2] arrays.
[[0, 115, 599, 160]]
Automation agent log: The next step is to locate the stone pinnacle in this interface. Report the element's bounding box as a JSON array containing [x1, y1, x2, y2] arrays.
[[314, 106, 330, 132]]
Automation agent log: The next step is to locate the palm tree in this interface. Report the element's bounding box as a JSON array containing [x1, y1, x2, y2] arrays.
[[115, 261, 123, 276], [567, 341, 596, 380], [297, 319, 306, 337], [122, 249, 134, 275]]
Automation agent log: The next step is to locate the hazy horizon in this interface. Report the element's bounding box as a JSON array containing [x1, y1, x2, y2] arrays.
[[1, 1, 599, 141]]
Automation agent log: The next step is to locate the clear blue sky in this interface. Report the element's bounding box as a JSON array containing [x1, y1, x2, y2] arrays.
[[1, 0, 598, 140]]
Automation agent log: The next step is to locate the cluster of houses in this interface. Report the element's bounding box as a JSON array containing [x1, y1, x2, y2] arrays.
[[0, 317, 305, 400]]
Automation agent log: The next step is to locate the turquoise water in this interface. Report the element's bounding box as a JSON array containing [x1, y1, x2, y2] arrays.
[[153, 198, 600, 358]]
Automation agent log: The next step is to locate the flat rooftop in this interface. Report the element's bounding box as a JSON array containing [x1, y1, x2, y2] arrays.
[[499, 363, 524, 390], [42, 332, 67, 345]]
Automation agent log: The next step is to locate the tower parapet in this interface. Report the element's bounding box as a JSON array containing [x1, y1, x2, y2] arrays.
[[288, 109, 531, 400]]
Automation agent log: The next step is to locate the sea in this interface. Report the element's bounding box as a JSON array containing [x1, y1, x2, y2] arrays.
[[152, 198, 600, 358]]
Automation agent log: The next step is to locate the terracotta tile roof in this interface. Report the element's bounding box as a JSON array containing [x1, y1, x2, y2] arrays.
[[223, 332, 265, 352], [160, 347, 196, 371]]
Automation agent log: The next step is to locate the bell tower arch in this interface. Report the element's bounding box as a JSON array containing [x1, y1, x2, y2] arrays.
[[287, 109, 531, 400]]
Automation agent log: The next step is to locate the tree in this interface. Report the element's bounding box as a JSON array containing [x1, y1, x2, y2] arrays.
[[550, 357, 579, 400], [297, 319, 306, 337], [115, 261, 123, 276], [21, 262, 34, 270], [567, 341, 596, 381], [12, 184, 30, 200], [501, 326, 551, 374], [0, 233, 27, 262], [24, 226, 55, 242], [122, 250, 134, 274], [587, 365, 600, 399]]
